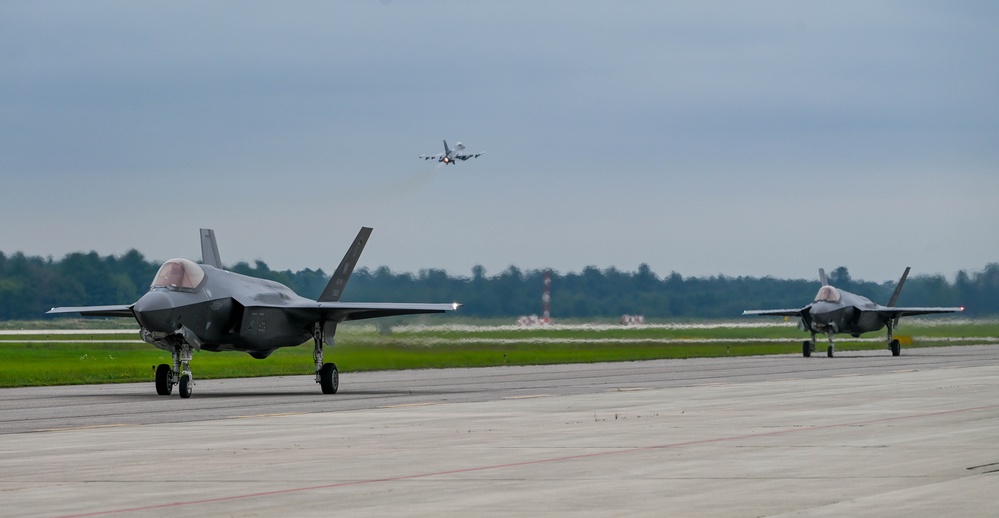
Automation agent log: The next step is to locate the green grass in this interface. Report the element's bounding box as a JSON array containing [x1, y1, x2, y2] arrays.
[[1, 319, 995, 388]]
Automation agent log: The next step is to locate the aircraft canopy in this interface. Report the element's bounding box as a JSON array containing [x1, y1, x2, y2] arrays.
[[152, 258, 205, 290], [814, 285, 841, 303]]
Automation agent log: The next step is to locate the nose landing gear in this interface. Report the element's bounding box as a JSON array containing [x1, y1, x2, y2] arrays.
[[153, 342, 195, 398]]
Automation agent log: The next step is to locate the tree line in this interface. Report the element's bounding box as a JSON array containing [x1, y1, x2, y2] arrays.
[[1, 249, 996, 321]]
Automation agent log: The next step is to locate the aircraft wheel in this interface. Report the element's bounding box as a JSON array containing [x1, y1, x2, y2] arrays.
[[890, 339, 901, 357], [155, 364, 173, 395], [320, 362, 339, 394], [179, 374, 193, 399], [802, 341, 811, 358], [827, 346, 834, 358]]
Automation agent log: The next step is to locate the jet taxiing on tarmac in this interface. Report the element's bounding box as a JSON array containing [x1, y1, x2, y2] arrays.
[[420, 140, 482, 164], [743, 267, 963, 358], [48, 228, 460, 398]]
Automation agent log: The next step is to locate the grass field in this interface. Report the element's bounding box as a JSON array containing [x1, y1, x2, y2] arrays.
[[1, 319, 995, 388]]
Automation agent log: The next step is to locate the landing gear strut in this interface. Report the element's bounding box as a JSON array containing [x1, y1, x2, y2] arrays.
[[826, 332, 835, 358], [174, 344, 194, 398], [314, 322, 339, 394]]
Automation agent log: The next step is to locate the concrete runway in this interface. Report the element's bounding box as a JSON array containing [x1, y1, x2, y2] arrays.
[[2, 345, 998, 517]]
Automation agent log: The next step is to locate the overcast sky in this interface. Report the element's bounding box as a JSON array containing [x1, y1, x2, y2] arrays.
[[2, 1, 997, 283]]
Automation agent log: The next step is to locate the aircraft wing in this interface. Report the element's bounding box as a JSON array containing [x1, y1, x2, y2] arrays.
[[419, 154, 443, 161], [871, 306, 964, 319], [742, 308, 807, 317], [454, 153, 482, 161], [47, 304, 135, 318], [280, 301, 460, 323]]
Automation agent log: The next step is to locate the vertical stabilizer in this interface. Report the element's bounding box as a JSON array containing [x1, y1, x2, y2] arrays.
[[818, 268, 829, 286], [318, 227, 373, 302], [200, 229, 222, 268], [887, 267, 911, 307], [443, 140, 451, 155]]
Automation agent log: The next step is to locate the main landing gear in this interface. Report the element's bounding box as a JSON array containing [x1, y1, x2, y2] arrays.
[[887, 322, 901, 356], [802, 329, 903, 358], [154, 343, 195, 398], [314, 322, 339, 394], [801, 331, 835, 357]]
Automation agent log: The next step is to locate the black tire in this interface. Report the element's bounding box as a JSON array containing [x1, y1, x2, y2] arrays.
[[179, 374, 193, 399], [155, 364, 173, 395], [890, 339, 901, 357], [802, 341, 811, 358], [320, 362, 339, 394], [827, 345, 834, 358]]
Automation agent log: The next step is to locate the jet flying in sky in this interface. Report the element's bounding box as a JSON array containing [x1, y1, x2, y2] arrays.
[[743, 267, 963, 357], [48, 228, 460, 397], [419, 140, 482, 164]]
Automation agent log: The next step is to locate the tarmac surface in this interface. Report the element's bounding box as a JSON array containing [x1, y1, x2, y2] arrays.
[[2, 345, 998, 517]]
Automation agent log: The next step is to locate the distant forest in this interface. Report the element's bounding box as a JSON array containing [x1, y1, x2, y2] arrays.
[[1, 249, 996, 321]]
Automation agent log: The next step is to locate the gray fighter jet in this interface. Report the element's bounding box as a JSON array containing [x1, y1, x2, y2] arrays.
[[743, 267, 963, 358], [419, 140, 482, 164], [47, 228, 459, 398]]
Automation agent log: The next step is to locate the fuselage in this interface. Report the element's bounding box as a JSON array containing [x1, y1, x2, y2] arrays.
[[806, 287, 886, 337], [133, 261, 315, 358]]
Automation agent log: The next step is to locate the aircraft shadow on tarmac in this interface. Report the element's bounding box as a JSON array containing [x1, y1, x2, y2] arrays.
[[184, 389, 453, 399], [52, 386, 456, 400]]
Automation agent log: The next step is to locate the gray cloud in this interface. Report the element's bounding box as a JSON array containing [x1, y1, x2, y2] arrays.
[[1, 1, 996, 283]]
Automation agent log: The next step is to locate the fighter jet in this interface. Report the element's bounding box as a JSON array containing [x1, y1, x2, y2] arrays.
[[743, 267, 963, 357], [419, 140, 482, 164], [47, 228, 460, 398]]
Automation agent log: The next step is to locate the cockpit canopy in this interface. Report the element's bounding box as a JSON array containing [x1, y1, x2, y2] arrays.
[[814, 285, 841, 303], [151, 258, 205, 290]]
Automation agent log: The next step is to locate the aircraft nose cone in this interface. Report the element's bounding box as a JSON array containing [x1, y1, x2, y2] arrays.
[[809, 302, 837, 327], [811, 301, 837, 316], [132, 291, 176, 332], [810, 301, 850, 333], [134, 291, 172, 313]]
